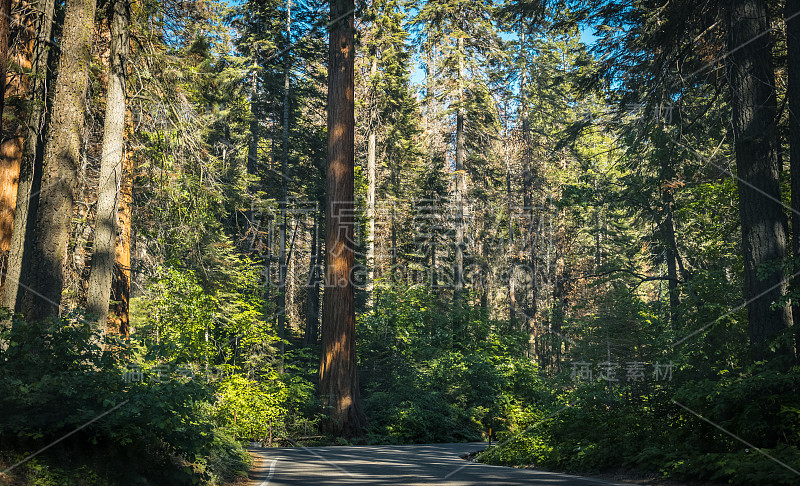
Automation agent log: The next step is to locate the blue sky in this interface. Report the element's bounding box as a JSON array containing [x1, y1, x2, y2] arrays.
[[409, 24, 599, 87]]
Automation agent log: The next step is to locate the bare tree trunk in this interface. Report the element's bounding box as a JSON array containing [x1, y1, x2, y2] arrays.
[[390, 171, 397, 266], [661, 192, 680, 328], [20, 0, 97, 321], [425, 48, 437, 287], [506, 151, 515, 322], [305, 212, 319, 345], [366, 54, 377, 307], [518, 28, 539, 352], [726, 0, 793, 364], [2, 0, 54, 312], [87, 0, 129, 341], [319, 0, 366, 437], [287, 222, 296, 329], [454, 36, 465, 303], [276, 0, 291, 372]]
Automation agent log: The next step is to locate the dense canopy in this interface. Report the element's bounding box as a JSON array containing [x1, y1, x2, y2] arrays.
[[0, 0, 799, 484]]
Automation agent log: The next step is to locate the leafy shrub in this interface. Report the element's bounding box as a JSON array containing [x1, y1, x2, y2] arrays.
[[214, 373, 287, 441], [360, 284, 537, 444], [0, 315, 250, 485]]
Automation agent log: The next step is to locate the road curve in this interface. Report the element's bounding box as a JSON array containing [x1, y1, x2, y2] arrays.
[[247, 442, 629, 485]]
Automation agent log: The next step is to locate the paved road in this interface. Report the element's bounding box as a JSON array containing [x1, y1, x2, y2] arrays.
[[248, 442, 628, 485]]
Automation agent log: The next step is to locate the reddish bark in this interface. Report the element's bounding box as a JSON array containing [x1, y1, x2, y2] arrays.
[[319, 0, 366, 438]]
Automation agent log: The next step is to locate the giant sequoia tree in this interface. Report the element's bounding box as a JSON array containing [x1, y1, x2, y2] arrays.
[[319, 0, 366, 437]]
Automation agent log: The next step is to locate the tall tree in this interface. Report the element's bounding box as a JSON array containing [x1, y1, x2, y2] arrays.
[[454, 35, 466, 302], [365, 50, 377, 307], [319, 0, 366, 437], [787, 0, 800, 361], [2, 0, 55, 311], [86, 0, 129, 338], [110, 153, 131, 337], [277, 0, 291, 371], [19, 0, 98, 320], [725, 0, 792, 363], [414, 0, 499, 303], [0, 0, 35, 276]]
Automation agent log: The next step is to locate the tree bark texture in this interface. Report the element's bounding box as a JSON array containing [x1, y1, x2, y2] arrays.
[[319, 0, 366, 437], [19, 0, 97, 321], [110, 150, 131, 337], [2, 0, 54, 311], [726, 0, 793, 362], [0, 0, 34, 277], [366, 54, 376, 307], [87, 0, 129, 338], [304, 211, 319, 345], [0, 0, 12, 128]]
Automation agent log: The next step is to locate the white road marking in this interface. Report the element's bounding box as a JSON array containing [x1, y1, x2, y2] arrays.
[[259, 459, 278, 486]]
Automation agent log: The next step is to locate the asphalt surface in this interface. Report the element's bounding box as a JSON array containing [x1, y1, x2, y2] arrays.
[[248, 442, 628, 485]]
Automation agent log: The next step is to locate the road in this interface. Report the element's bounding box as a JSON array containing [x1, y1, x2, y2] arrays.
[[247, 442, 629, 485]]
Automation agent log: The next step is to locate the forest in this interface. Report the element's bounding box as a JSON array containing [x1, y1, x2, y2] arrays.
[[1, 0, 800, 484]]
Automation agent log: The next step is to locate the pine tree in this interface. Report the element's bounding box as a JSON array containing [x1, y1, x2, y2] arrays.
[[2, 0, 55, 312], [726, 0, 792, 363], [20, 0, 98, 321], [86, 0, 130, 339], [413, 0, 501, 303]]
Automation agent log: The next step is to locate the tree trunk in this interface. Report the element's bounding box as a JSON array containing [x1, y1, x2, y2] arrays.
[[0, 0, 35, 285], [0, 0, 11, 128], [662, 206, 680, 327], [305, 211, 319, 345], [319, 0, 366, 437], [247, 73, 259, 176], [390, 171, 397, 266], [506, 151, 515, 322], [86, 0, 129, 341], [366, 54, 377, 307], [425, 47, 437, 287], [726, 0, 793, 363], [787, 0, 800, 362], [2, 0, 55, 312], [19, 0, 97, 321], [277, 0, 291, 372], [658, 147, 681, 328], [454, 36, 465, 303], [244, 72, 259, 253], [519, 29, 538, 344], [110, 150, 131, 337]]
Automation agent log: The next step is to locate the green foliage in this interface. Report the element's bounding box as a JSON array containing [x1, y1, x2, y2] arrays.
[[478, 367, 800, 484], [132, 261, 271, 368], [0, 316, 250, 485], [360, 284, 537, 444], [214, 373, 286, 441], [130, 261, 316, 446]]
